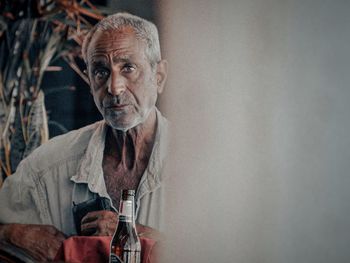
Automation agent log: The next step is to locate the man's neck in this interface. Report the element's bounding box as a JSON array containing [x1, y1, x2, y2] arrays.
[[105, 108, 157, 169]]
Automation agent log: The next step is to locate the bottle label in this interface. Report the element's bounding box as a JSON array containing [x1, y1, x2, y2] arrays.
[[119, 200, 133, 222]]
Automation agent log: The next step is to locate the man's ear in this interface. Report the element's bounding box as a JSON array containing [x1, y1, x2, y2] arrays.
[[156, 60, 168, 94]]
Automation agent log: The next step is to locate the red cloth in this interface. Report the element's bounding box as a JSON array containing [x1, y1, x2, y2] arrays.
[[54, 236, 158, 263]]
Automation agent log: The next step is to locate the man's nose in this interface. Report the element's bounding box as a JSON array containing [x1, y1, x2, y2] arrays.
[[108, 71, 126, 96]]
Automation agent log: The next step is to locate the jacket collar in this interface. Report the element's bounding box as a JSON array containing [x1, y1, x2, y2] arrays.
[[71, 109, 168, 199]]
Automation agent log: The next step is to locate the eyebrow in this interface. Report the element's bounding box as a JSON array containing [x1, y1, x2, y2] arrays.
[[89, 54, 134, 66], [112, 55, 132, 64]]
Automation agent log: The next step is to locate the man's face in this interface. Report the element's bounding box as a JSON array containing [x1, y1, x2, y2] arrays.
[[86, 27, 160, 131]]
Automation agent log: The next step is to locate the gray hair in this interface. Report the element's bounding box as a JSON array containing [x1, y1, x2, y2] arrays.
[[82, 12, 161, 68]]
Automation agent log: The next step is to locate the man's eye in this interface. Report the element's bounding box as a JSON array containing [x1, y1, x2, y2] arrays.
[[122, 64, 136, 73], [93, 68, 110, 80]]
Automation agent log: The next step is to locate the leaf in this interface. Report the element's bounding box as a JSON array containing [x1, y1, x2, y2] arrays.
[[3, 20, 32, 101], [0, 0, 105, 181], [36, 29, 63, 89], [0, 137, 12, 177], [9, 99, 26, 173], [23, 90, 48, 159], [0, 16, 7, 33], [0, 72, 9, 128], [2, 87, 17, 144], [0, 137, 11, 179]]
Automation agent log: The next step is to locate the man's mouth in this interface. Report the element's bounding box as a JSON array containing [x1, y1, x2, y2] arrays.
[[105, 104, 129, 109]]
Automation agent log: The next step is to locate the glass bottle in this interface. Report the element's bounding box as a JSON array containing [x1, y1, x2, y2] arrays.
[[110, 189, 141, 263]]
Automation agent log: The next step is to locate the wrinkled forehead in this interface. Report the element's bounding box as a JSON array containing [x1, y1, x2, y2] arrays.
[[87, 26, 147, 63], [93, 25, 135, 42]]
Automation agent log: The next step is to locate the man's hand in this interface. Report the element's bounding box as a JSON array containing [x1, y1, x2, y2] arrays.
[[80, 210, 118, 236], [80, 211, 163, 242], [1, 224, 66, 261]]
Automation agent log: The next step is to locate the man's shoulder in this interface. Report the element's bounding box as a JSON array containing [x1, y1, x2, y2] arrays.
[[24, 121, 104, 173]]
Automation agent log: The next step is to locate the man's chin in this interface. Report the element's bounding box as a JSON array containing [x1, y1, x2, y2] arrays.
[[104, 109, 154, 131], [106, 119, 141, 132]]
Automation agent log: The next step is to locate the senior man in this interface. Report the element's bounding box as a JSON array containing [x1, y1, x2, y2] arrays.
[[0, 12, 168, 261]]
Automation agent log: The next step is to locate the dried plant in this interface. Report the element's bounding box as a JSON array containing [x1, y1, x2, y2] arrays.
[[0, 0, 105, 185]]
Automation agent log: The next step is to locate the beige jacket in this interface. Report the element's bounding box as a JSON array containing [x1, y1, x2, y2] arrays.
[[0, 109, 168, 235]]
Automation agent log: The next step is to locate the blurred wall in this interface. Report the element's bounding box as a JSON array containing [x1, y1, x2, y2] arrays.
[[157, 0, 350, 262]]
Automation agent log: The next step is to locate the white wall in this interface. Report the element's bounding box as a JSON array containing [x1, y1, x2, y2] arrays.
[[157, 0, 350, 262]]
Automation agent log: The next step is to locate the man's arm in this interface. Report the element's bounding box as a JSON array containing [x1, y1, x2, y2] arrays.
[[0, 159, 66, 261], [0, 223, 66, 261]]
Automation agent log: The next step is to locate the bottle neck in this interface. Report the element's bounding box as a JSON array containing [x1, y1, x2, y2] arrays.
[[119, 196, 135, 225]]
